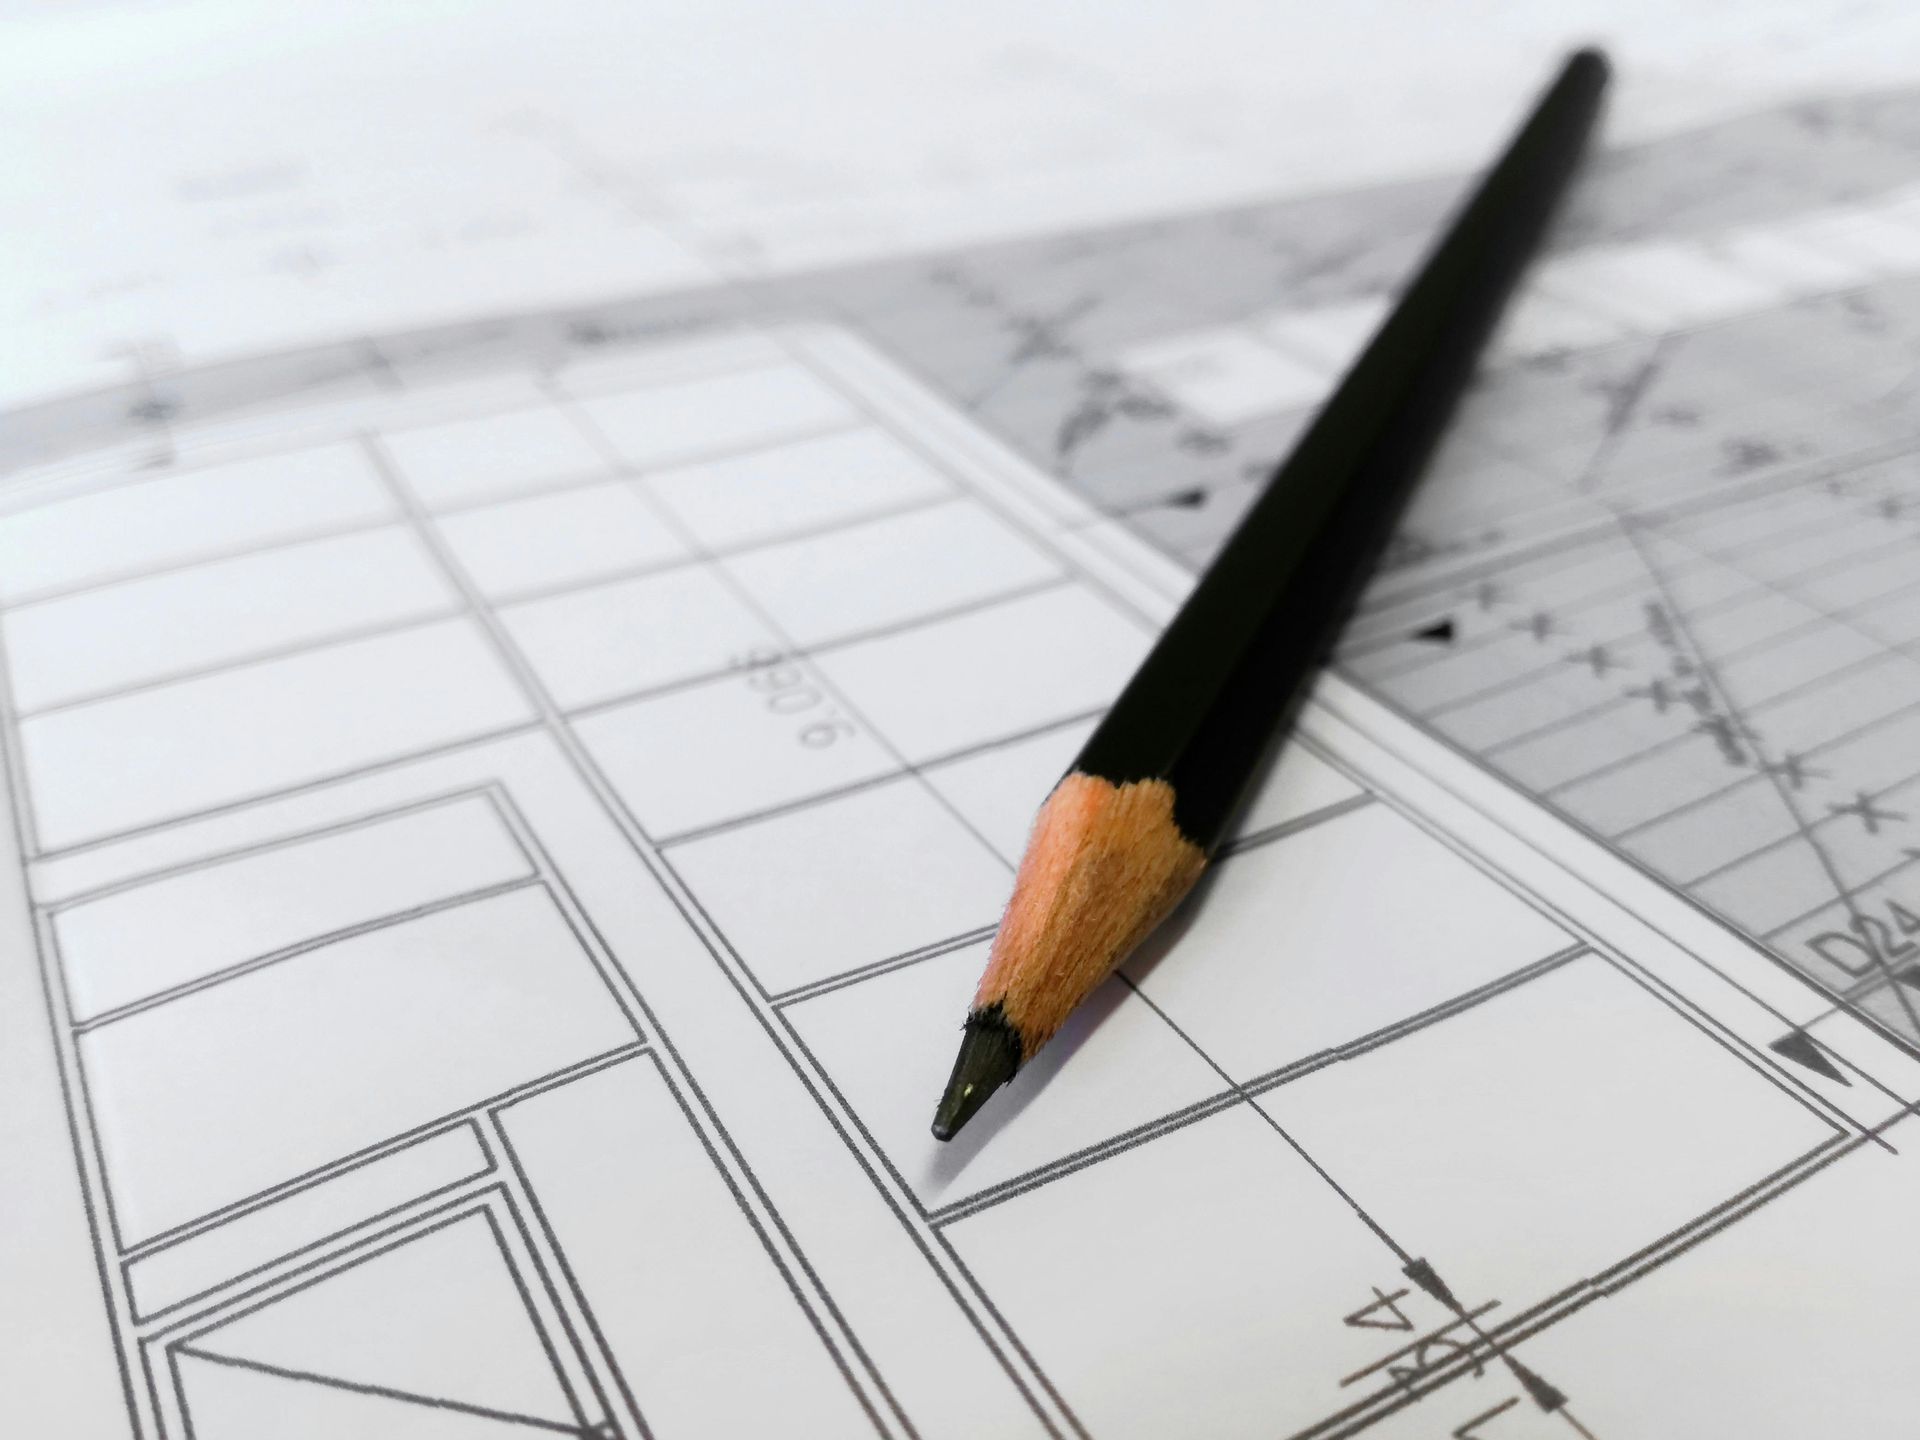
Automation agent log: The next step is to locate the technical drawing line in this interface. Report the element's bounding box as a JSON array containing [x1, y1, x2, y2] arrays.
[[1113, 972, 1413, 1265], [173, 1344, 591, 1435], [119, 1045, 647, 1260], [1608, 506, 1920, 1037], [73, 875, 543, 1032], [772, 926, 1001, 1008], [126, 1149, 496, 1325], [1574, 331, 1682, 494], [365, 428, 913, 1440], [1354, 429, 1920, 631]]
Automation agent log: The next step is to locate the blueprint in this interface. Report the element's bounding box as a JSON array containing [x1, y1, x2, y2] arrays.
[[7, 81, 1920, 1440]]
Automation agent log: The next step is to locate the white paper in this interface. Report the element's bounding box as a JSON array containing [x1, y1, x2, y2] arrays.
[[10, 8, 1920, 1439]]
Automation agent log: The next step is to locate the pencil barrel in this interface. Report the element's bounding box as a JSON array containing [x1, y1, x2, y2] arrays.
[[1072, 49, 1609, 849]]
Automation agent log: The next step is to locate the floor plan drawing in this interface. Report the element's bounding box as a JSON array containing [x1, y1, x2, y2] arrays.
[[8, 86, 1920, 1440]]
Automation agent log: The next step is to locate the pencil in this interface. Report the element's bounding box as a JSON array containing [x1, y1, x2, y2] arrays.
[[931, 48, 1610, 1141]]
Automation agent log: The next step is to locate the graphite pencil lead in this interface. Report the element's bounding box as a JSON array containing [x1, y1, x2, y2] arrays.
[[931, 1007, 1022, 1141]]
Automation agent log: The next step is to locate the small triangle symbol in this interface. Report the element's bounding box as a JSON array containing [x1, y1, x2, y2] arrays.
[[1895, 965, 1920, 993], [1506, 1355, 1567, 1412], [1413, 618, 1457, 645], [1401, 1256, 1461, 1312], [1769, 1028, 1851, 1085]]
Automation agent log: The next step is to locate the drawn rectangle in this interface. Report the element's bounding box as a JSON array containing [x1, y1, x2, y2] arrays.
[[945, 1104, 1409, 1440], [125, 1125, 488, 1318], [1258, 955, 1837, 1313], [501, 565, 779, 710], [575, 662, 899, 838], [0, 445, 392, 603], [498, 1055, 875, 1439], [815, 585, 1151, 763], [1128, 802, 1571, 1083], [434, 480, 688, 600], [1623, 780, 1794, 884], [382, 406, 610, 509], [922, 718, 1096, 864], [2, 527, 456, 714], [668, 775, 1012, 995], [78, 885, 634, 1245], [642, 426, 953, 551], [720, 497, 1062, 649], [54, 794, 532, 1022], [17, 618, 534, 849]]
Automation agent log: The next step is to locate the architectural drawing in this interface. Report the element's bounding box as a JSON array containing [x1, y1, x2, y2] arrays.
[[7, 88, 1920, 1440]]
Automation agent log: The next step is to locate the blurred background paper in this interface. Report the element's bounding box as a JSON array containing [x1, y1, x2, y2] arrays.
[[8, 0, 1920, 405]]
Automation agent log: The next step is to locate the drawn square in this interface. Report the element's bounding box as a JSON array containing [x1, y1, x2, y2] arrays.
[[786, 940, 1225, 1210], [946, 1105, 1409, 1440], [502, 566, 779, 710], [575, 362, 857, 468], [383, 407, 609, 509], [575, 663, 898, 839], [722, 498, 1062, 648], [815, 585, 1151, 763], [1128, 802, 1571, 1084], [1259, 955, 1838, 1313], [669, 776, 1011, 995], [436, 481, 688, 599], [923, 718, 1095, 864], [642, 427, 952, 550]]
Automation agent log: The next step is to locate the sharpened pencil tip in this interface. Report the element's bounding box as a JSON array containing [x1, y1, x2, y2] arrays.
[[931, 1008, 1022, 1142]]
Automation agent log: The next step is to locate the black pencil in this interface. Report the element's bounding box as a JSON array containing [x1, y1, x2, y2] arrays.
[[931, 48, 1611, 1141]]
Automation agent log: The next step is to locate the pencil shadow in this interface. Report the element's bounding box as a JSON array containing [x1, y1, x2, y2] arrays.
[[1121, 862, 1223, 988], [1121, 711, 1293, 989], [912, 735, 1284, 1187], [916, 863, 1237, 1190], [916, 972, 1135, 1188]]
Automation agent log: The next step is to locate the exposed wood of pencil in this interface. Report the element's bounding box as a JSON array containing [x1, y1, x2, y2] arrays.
[[976, 773, 1206, 1045], [930, 773, 1205, 1141]]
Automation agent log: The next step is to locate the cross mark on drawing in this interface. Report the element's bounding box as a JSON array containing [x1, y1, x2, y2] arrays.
[[1625, 678, 1673, 712], [1761, 753, 1823, 790], [1828, 792, 1907, 834], [1565, 644, 1621, 677]]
